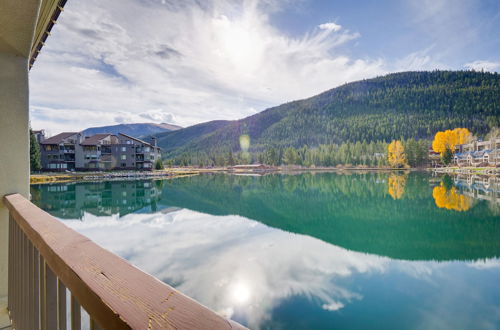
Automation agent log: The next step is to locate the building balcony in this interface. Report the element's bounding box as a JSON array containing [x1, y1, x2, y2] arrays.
[[3, 194, 245, 330]]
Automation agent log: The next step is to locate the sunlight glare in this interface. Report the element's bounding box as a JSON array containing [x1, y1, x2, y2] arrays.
[[231, 282, 251, 304]]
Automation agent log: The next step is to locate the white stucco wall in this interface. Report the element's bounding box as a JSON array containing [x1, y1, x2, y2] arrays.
[[0, 0, 41, 326]]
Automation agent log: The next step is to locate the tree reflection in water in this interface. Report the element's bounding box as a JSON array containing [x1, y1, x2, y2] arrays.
[[387, 172, 408, 200], [433, 175, 472, 212]]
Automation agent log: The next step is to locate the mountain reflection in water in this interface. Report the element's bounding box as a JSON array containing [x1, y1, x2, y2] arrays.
[[31, 172, 500, 329]]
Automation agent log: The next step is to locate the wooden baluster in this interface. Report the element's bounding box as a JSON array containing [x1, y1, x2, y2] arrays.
[[28, 239, 34, 330], [90, 318, 102, 330], [58, 279, 67, 330], [13, 221, 20, 329], [34, 248, 40, 330], [71, 294, 81, 330], [45, 264, 58, 329], [7, 216, 13, 322], [40, 256, 46, 330], [22, 231, 28, 330]]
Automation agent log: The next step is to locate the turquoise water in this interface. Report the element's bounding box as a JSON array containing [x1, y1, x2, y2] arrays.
[[31, 172, 500, 329]]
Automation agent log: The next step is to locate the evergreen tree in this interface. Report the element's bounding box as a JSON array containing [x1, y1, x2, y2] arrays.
[[154, 159, 164, 170], [30, 129, 42, 172], [441, 148, 454, 165]]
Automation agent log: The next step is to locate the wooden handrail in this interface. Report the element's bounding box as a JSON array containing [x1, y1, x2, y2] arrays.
[[4, 193, 246, 330]]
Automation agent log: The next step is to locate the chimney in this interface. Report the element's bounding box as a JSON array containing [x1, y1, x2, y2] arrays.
[[151, 137, 157, 147]]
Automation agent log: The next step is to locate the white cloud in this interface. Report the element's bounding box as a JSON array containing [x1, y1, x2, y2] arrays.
[[464, 60, 500, 72], [30, 106, 177, 137], [29, 0, 386, 133], [318, 22, 342, 32], [394, 46, 448, 71]]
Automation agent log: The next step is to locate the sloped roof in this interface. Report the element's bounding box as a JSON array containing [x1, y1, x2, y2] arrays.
[[40, 132, 79, 144], [81, 134, 113, 146], [118, 133, 158, 149]]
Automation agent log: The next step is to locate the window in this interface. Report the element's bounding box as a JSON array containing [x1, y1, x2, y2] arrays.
[[121, 155, 127, 160], [121, 147, 127, 152], [121, 163, 126, 167]]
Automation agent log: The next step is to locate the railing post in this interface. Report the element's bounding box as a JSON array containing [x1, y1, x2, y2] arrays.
[[7, 216, 13, 321], [45, 263, 58, 329], [13, 220, 20, 329], [58, 279, 67, 330], [71, 294, 81, 330], [28, 239, 34, 330], [40, 256, 46, 330], [34, 247, 40, 330], [21, 230, 28, 330], [90, 318, 102, 330]]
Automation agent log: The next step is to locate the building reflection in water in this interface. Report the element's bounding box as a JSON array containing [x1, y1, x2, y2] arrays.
[[31, 180, 165, 219], [432, 174, 499, 213]]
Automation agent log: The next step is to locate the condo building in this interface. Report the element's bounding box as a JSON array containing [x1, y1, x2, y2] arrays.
[[454, 138, 500, 167], [40, 132, 161, 171]]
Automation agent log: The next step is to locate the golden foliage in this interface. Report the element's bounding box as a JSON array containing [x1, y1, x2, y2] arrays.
[[387, 140, 407, 168], [432, 128, 471, 155], [388, 174, 407, 200], [432, 183, 472, 211], [454, 128, 472, 145]]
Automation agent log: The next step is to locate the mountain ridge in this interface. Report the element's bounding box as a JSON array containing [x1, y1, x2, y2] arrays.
[[152, 70, 499, 157], [82, 122, 182, 138]]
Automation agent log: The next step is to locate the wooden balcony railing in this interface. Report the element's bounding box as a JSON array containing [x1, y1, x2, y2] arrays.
[[4, 193, 246, 330]]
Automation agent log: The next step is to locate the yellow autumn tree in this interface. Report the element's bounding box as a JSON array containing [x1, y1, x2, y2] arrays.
[[454, 128, 472, 145], [387, 140, 407, 168], [388, 173, 407, 200], [432, 128, 471, 154]]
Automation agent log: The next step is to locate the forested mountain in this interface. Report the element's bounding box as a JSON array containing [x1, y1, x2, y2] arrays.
[[154, 71, 499, 158], [153, 120, 230, 154], [82, 122, 182, 138]]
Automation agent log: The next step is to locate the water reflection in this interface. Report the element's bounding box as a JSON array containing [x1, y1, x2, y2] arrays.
[[30, 173, 500, 329], [387, 172, 408, 199], [30, 180, 165, 219], [62, 209, 390, 328], [432, 176, 473, 211], [32, 173, 500, 261]]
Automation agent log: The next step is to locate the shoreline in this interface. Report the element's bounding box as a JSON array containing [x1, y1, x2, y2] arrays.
[[429, 167, 499, 176], [30, 166, 499, 184]]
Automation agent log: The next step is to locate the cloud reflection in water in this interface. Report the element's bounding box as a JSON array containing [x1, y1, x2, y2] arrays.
[[63, 209, 388, 327]]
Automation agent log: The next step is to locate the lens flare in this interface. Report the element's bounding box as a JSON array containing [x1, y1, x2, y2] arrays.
[[239, 134, 250, 152]]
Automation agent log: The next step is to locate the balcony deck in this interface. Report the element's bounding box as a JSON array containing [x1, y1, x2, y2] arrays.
[[4, 193, 245, 329]]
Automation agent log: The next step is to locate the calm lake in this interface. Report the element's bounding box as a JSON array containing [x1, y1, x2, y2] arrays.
[[31, 172, 500, 330]]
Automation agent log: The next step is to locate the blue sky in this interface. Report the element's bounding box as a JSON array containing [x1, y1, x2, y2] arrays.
[[29, 0, 500, 134]]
